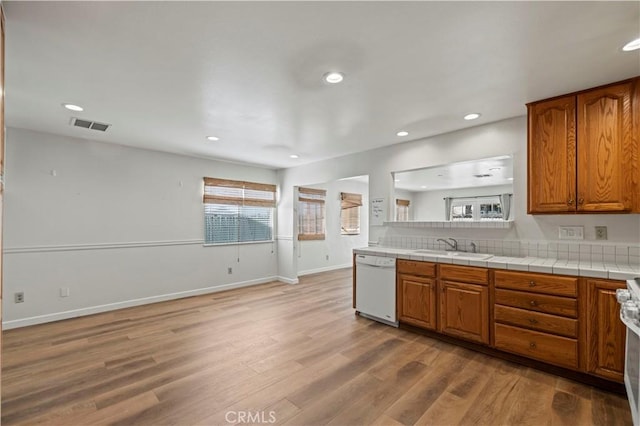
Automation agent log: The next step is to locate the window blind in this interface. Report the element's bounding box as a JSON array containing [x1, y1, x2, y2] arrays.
[[298, 187, 326, 241], [396, 198, 410, 221], [340, 192, 362, 235], [203, 178, 276, 244]]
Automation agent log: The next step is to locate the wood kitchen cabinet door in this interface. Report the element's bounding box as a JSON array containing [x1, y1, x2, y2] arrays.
[[398, 274, 436, 330], [527, 95, 577, 213], [586, 279, 626, 382], [577, 82, 634, 212], [634, 79, 640, 212], [439, 281, 489, 344]]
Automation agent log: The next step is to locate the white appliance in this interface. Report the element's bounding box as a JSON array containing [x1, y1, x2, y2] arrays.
[[355, 254, 398, 327], [617, 277, 640, 426]]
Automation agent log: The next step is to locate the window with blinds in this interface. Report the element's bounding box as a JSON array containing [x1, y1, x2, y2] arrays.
[[340, 192, 362, 235], [298, 187, 326, 240], [449, 196, 503, 221], [396, 199, 410, 221], [203, 177, 276, 244]]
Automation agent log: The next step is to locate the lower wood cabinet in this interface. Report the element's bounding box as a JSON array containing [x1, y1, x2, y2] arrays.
[[398, 274, 436, 330], [494, 323, 578, 369], [397, 260, 437, 330], [494, 304, 577, 338], [439, 280, 489, 344], [494, 270, 580, 370], [586, 279, 626, 382], [394, 260, 628, 384]]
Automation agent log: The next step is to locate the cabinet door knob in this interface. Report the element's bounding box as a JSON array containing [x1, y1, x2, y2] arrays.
[[530, 300, 537, 307], [567, 198, 574, 205], [529, 281, 536, 287], [529, 342, 537, 349], [529, 318, 538, 324], [578, 198, 584, 205]]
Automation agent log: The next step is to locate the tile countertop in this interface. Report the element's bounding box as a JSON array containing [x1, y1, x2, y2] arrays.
[[354, 246, 640, 281]]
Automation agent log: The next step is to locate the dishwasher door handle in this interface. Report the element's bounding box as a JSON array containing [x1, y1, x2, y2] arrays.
[[358, 263, 392, 268]]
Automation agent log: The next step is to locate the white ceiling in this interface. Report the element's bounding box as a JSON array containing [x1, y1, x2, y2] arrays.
[[5, 1, 640, 169], [394, 155, 513, 192]]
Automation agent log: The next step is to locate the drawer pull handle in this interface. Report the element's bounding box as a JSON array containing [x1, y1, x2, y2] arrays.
[[529, 281, 536, 287], [530, 342, 537, 349], [529, 318, 538, 324], [530, 300, 537, 307]]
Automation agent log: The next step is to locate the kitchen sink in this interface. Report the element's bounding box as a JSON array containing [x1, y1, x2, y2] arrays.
[[413, 249, 493, 260]]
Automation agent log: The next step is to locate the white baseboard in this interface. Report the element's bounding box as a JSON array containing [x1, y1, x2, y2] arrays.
[[298, 263, 352, 276], [276, 276, 299, 285], [3, 276, 283, 330]]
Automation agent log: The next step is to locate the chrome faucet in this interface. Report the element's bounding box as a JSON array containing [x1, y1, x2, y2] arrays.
[[437, 238, 458, 251], [470, 242, 477, 253]]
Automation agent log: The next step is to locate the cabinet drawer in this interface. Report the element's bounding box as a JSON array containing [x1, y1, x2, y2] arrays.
[[494, 323, 578, 369], [494, 289, 577, 318], [495, 270, 577, 297], [397, 260, 436, 277], [494, 304, 577, 338], [439, 264, 488, 285]]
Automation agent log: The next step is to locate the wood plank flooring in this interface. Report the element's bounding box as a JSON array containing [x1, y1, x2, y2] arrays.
[[1, 268, 632, 425]]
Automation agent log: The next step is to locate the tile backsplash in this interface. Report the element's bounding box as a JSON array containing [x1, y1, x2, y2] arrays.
[[376, 235, 640, 266]]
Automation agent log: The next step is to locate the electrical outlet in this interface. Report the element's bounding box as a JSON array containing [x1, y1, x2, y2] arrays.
[[14, 292, 24, 303], [326, 255, 329, 261], [227, 267, 233, 274], [60, 287, 70, 297], [595, 226, 608, 240], [558, 226, 584, 240]]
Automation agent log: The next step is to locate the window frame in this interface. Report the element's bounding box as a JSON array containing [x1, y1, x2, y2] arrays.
[[396, 198, 410, 221], [449, 195, 503, 221], [340, 192, 362, 236], [297, 187, 327, 241], [203, 177, 276, 245]]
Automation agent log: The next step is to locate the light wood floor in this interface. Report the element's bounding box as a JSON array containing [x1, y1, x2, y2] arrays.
[[2, 268, 632, 425]]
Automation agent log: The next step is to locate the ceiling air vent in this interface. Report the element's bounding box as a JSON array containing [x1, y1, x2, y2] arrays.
[[70, 117, 111, 132]]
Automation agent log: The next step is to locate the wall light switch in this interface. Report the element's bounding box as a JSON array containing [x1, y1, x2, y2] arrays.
[[559, 226, 584, 240]]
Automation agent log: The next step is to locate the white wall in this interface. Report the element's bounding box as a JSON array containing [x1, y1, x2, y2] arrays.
[[7, 116, 640, 324], [297, 179, 369, 275], [277, 116, 640, 281], [3, 128, 279, 327], [412, 184, 513, 221]]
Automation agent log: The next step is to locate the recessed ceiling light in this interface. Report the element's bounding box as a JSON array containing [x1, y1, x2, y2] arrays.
[[290, 154, 299, 159], [420, 185, 427, 189], [206, 136, 219, 141], [489, 167, 501, 171], [464, 113, 481, 120], [63, 103, 84, 112], [396, 131, 409, 137], [394, 179, 400, 182], [622, 38, 640, 51], [507, 177, 514, 181], [323, 72, 344, 84]]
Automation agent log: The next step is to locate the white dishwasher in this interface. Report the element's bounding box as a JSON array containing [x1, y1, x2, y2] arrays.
[[355, 254, 398, 327]]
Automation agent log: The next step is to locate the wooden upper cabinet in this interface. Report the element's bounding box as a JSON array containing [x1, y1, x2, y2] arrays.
[[577, 82, 634, 212], [635, 80, 640, 212], [527, 77, 639, 214], [528, 95, 577, 213]]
